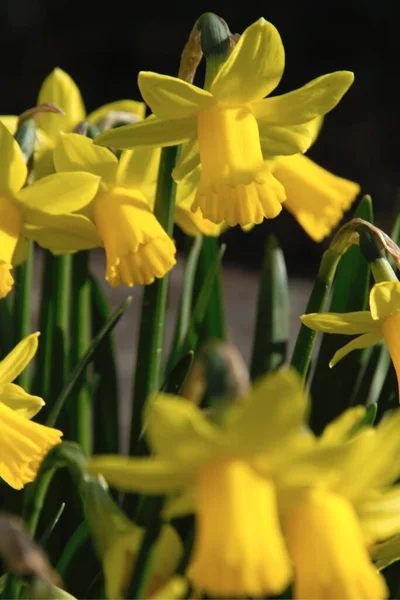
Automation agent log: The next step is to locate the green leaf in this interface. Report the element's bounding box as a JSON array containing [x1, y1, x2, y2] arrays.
[[167, 235, 202, 373], [90, 274, 119, 454], [46, 296, 132, 428], [162, 351, 194, 395], [250, 235, 289, 380], [309, 195, 373, 433]]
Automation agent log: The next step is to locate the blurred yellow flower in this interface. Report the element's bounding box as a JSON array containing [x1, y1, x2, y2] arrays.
[[0, 333, 62, 489], [95, 18, 354, 228], [300, 280, 400, 393], [88, 370, 311, 597]]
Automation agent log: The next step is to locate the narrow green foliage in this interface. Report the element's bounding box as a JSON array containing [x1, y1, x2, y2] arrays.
[[193, 236, 226, 342], [46, 296, 132, 428], [56, 523, 90, 576], [51, 255, 72, 400], [39, 503, 66, 547], [0, 296, 12, 359], [310, 195, 372, 433], [32, 251, 56, 400], [69, 252, 92, 454], [167, 235, 203, 372], [162, 351, 194, 395], [250, 235, 289, 380], [90, 275, 119, 454], [13, 241, 34, 390], [130, 145, 179, 453]]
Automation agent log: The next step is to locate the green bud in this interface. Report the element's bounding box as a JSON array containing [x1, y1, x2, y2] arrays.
[[198, 12, 232, 89], [14, 118, 36, 164]]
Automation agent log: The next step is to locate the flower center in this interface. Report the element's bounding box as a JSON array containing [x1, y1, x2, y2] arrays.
[[283, 488, 388, 599], [382, 312, 400, 395], [193, 105, 285, 227], [188, 459, 291, 597], [93, 189, 176, 288], [0, 194, 22, 298]]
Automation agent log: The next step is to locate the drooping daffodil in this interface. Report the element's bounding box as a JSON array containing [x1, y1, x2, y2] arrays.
[[24, 132, 176, 288], [95, 18, 354, 228], [88, 369, 312, 598], [300, 280, 400, 394], [272, 401, 400, 600], [0, 121, 100, 298], [0, 333, 63, 489]]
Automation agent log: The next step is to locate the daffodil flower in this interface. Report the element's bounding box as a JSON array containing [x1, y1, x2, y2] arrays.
[[95, 18, 354, 228], [0, 121, 100, 298], [88, 370, 313, 598], [275, 403, 400, 599], [0, 333, 63, 489], [25, 133, 176, 288], [300, 280, 400, 393]]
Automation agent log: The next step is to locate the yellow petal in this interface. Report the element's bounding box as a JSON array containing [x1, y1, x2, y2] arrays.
[[172, 136, 200, 182], [23, 212, 101, 253], [188, 461, 291, 597], [283, 488, 388, 600], [145, 394, 220, 464], [300, 311, 376, 334], [225, 368, 308, 455], [94, 115, 196, 149], [93, 189, 176, 288], [274, 154, 360, 241], [37, 68, 86, 139], [259, 122, 315, 156], [0, 122, 27, 194], [0, 193, 23, 298], [253, 71, 354, 125], [381, 312, 400, 396], [0, 402, 62, 489], [33, 146, 55, 180], [149, 576, 188, 600], [116, 147, 161, 199], [360, 488, 400, 543], [330, 331, 383, 367], [211, 18, 284, 103], [54, 132, 118, 184], [138, 72, 213, 119], [87, 456, 191, 494], [0, 332, 39, 385], [369, 281, 400, 321], [12, 235, 30, 267], [193, 104, 285, 226], [87, 99, 146, 125], [16, 172, 100, 214], [0, 383, 44, 419], [0, 115, 18, 134], [320, 405, 367, 445]]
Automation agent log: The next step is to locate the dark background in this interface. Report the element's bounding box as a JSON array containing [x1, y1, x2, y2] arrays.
[[1, 0, 398, 274]]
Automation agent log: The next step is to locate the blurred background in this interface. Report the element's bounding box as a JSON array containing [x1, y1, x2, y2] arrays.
[[1, 0, 398, 369]]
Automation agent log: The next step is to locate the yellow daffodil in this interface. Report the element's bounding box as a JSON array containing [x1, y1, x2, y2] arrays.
[[24, 132, 176, 288], [300, 280, 400, 394], [272, 153, 360, 241], [95, 18, 354, 228], [0, 121, 100, 297], [82, 475, 182, 599], [33, 67, 146, 179], [88, 370, 314, 598], [0, 333, 63, 489], [275, 403, 400, 599]]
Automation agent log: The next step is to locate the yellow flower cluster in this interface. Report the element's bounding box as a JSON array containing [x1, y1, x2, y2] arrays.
[[89, 368, 400, 599], [0, 16, 360, 299]]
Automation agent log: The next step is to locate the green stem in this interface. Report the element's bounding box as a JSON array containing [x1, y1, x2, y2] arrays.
[[290, 249, 341, 381], [13, 241, 34, 389], [193, 236, 225, 342], [130, 145, 179, 453], [51, 255, 72, 400], [32, 251, 55, 399], [0, 296, 12, 359], [70, 252, 92, 454]]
